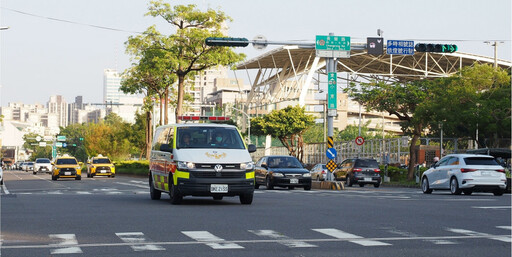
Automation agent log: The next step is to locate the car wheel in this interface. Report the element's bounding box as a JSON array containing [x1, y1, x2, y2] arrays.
[[265, 176, 274, 190], [304, 185, 311, 191], [33, 171, 37, 175], [374, 182, 380, 188], [149, 174, 161, 200], [213, 195, 223, 200], [450, 177, 462, 195], [463, 189, 473, 195], [421, 177, 433, 194], [359, 183, 365, 187], [87, 173, 90, 178], [493, 189, 504, 196], [111, 174, 115, 178], [52, 175, 58, 181], [346, 176, 353, 187], [75, 175, 81, 180], [254, 183, 260, 189], [169, 179, 182, 205], [240, 193, 253, 205], [0, 179, 3, 185], [288, 186, 294, 190]]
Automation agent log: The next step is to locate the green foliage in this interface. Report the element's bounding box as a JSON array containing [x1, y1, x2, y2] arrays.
[[420, 64, 511, 148], [116, 160, 149, 176], [124, 0, 246, 122], [251, 105, 315, 161]]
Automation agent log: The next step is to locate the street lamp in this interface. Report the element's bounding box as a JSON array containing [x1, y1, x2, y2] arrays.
[[232, 107, 251, 144], [484, 41, 504, 68]]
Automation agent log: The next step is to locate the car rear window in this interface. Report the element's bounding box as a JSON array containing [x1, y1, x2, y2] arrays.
[[464, 157, 499, 166], [355, 159, 379, 168], [36, 159, 50, 163]]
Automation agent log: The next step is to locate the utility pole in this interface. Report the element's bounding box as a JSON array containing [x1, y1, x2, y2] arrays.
[[485, 41, 504, 69]]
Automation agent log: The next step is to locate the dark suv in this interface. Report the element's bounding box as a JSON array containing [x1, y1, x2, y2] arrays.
[[333, 158, 382, 187]]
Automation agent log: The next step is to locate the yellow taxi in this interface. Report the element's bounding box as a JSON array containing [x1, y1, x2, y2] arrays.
[[87, 155, 115, 178], [51, 155, 83, 181]]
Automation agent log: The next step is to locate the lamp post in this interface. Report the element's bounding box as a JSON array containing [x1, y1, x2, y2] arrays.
[[232, 107, 251, 144], [484, 41, 504, 69]]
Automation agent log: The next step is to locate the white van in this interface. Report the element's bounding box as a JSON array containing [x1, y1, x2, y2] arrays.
[[149, 123, 257, 204]]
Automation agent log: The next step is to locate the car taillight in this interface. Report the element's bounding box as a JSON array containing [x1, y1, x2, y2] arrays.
[[461, 168, 477, 173], [374, 168, 380, 173], [496, 169, 505, 173], [353, 168, 362, 172]]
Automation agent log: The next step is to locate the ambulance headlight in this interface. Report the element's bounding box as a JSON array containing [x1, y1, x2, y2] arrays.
[[178, 161, 195, 170], [240, 161, 254, 170]]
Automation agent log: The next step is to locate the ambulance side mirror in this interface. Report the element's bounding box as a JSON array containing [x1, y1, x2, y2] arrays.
[[160, 144, 173, 153], [247, 144, 257, 153]]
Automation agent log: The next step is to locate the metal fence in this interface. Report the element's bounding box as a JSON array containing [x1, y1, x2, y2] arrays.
[[251, 137, 507, 165]]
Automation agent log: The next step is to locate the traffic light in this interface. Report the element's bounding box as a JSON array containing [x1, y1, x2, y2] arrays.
[[205, 37, 249, 47], [414, 43, 457, 53]]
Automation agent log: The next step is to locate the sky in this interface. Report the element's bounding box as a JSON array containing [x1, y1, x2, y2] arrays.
[[0, 0, 510, 106]]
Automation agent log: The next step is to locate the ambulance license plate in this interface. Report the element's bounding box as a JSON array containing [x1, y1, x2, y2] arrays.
[[211, 184, 228, 193]]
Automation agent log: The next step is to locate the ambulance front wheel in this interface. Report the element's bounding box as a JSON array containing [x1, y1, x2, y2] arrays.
[[239, 193, 253, 205], [169, 180, 182, 205]]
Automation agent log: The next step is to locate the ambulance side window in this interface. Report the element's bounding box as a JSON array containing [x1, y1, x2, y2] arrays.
[[167, 127, 175, 147], [152, 127, 172, 151]]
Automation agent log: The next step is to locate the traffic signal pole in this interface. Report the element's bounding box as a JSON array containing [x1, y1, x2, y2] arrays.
[[325, 33, 336, 181]]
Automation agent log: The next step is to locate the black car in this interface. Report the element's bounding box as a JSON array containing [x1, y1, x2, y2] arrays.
[[254, 155, 312, 190], [333, 158, 382, 187]]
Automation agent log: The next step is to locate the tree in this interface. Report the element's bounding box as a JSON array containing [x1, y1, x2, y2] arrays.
[[420, 64, 511, 148], [345, 80, 435, 180], [251, 106, 315, 163], [145, 1, 246, 122]]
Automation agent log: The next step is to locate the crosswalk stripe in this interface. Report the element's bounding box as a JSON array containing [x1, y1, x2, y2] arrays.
[[116, 232, 165, 251], [497, 226, 512, 230], [447, 228, 511, 243], [313, 228, 391, 246], [49, 234, 83, 254], [249, 230, 317, 248], [182, 231, 244, 249]]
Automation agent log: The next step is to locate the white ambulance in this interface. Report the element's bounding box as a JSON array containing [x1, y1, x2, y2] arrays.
[[149, 119, 257, 204]]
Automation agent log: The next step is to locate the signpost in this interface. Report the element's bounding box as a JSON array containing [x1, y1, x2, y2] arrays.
[[327, 72, 337, 110], [315, 35, 351, 58], [355, 136, 365, 146], [386, 40, 414, 55]]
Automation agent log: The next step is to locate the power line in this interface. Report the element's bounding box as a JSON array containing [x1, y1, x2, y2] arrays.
[[1, 7, 144, 34]]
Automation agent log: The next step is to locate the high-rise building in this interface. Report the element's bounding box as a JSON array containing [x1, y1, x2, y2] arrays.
[[48, 95, 68, 128], [103, 69, 123, 104]]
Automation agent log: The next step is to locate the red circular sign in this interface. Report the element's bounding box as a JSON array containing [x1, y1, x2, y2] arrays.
[[355, 136, 365, 146]]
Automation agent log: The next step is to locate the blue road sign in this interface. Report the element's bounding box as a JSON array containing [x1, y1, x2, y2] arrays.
[[386, 40, 414, 55], [326, 148, 337, 159], [63, 143, 67, 148]]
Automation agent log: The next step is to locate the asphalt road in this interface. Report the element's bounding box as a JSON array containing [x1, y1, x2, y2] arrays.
[[1, 169, 510, 257]]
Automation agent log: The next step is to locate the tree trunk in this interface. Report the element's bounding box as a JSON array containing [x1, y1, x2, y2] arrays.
[[175, 75, 186, 123], [407, 124, 423, 181], [164, 89, 168, 125], [145, 111, 152, 161]]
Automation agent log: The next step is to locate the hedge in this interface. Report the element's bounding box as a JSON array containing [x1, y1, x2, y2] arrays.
[[115, 160, 149, 176]]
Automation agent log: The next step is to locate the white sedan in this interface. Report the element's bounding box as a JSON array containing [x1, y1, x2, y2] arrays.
[[421, 154, 507, 196]]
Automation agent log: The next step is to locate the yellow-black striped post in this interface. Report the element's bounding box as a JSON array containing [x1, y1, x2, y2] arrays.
[[327, 136, 334, 149]]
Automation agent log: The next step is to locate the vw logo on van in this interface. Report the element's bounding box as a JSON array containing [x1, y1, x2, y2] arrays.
[[214, 164, 223, 173]]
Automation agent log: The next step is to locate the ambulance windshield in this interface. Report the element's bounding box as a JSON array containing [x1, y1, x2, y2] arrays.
[[177, 127, 245, 149]]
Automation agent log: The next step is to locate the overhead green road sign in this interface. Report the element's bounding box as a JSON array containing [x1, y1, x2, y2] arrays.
[[57, 135, 66, 141], [316, 35, 351, 51]]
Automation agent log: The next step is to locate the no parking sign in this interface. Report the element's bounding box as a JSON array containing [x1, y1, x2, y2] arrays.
[[355, 136, 365, 146]]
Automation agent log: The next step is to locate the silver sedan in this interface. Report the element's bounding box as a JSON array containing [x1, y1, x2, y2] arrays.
[[421, 154, 506, 196]]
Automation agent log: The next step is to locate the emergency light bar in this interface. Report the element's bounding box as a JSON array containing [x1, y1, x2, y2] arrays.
[[178, 116, 230, 121]]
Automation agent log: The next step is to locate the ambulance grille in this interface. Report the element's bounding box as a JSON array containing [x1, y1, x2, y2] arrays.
[[192, 171, 245, 179], [195, 163, 241, 170]]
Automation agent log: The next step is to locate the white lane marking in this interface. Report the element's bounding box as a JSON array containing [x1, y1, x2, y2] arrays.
[[182, 231, 244, 249], [384, 227, 456, 245], [249, 230, 317, 248], [2, 184, 10, 195], [472, 206, 511, 209], [115, 182, 148, 189], [313, 228, 391, 246], [130, 180, 147, 185], [447, 228, 511, 243], [116, 232, 164, 251], [497, 226, 512, 230], [76, 191, 92, 195], [49, 234, 83, 254]]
